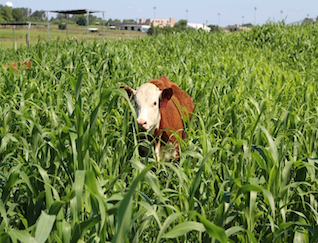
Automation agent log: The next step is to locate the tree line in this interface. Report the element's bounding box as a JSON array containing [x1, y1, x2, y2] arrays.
[[0, 5, 43, 22], [0, 5, 136, 26]]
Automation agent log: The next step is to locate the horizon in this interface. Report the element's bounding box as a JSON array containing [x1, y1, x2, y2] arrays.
[[1, 0, 317, 27]]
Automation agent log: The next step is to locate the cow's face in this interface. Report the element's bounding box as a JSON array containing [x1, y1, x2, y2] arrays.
[[134, 83, 161, 132], [122, 83, 173, 133]]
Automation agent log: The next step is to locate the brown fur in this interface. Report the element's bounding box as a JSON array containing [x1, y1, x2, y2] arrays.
[[122, 76, 195, 161], [4, 61, 32, 72], [152, 76, 194, 159], [150, 75, 194, 119]]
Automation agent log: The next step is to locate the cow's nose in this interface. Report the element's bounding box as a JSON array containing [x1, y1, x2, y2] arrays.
[[137, 118, 147, 128]]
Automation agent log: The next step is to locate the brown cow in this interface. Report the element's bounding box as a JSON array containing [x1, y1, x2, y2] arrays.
[[122, 75, 194, 161]]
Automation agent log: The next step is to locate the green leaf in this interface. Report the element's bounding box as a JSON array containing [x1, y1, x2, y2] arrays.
[[62, 220, 72, 243], [163, 221, 205, 238], [112, 165, 152, 243], [259, 125, 278, 164], [49, 201, 65, 215], [225, 226, 244, 237], [0, 133, 18, 153], [189, 148, 219, 210], [71, 215, 101, 243], [6, 230, 37, 243], [35, 165, 54, 209], [1, 172, 19, 203], [195, 213, 227, 243], [73, 170, 86, 222], [156, 213, 182, 243], [35, 211, 56, 243]]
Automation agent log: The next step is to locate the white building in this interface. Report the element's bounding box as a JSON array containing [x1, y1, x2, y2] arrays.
[[186, 23, 210, 31]]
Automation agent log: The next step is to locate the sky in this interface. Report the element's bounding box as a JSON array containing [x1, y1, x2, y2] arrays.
[[2, 0, 317, 26]]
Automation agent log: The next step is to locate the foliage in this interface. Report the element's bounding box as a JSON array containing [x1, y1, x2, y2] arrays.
[[58, 22, 67, 30], [302, 18, 314, 25], [12, 9, 24, 22], [0, 5, 108, 25], [0, 6, 42, 23], [0, 6, 13, 22], [174, 19, 188, 30], [56, 13, 66, 20], [208, 25, 221, 33], [30, 10, 46, 21], [0, 23, 318, 243], [76, 15, 86, 26], [123, 19, 137, 23]]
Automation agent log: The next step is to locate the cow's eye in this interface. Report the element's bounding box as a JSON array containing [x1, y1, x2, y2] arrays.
[[153, 102, 157, 106]]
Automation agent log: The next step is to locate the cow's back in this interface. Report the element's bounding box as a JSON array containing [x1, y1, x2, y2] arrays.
[[150, 75, 194, 118]]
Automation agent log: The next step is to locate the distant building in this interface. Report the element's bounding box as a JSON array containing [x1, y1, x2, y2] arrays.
[[110, 23, 150, 32], [186, 23, 210, 31], [110, 18, 175, 32], [139, 18, 175, 27]]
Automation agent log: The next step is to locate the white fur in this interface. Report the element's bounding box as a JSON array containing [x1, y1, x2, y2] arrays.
[[134, 83, 162, 133], [155, 140, 179, 162]]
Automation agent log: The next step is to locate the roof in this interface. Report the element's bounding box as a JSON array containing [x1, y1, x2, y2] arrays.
[[187, 23, 211, 31], [49, 9, 104, 15], [0, 22, 48, 26], [111, 23, 145, 27]]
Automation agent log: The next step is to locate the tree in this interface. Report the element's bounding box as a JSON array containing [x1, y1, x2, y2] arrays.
[[208, 25, 220, 33], [57, 13, 66, 20], [12, 7, 30, 18], [303, 17, 314, 24], [123, 19, 136, 23], [12, 8, 24, 22], [174, 19, 187, 31], [59, 22, 67, 30], [20, 8, 30, 18], [31, 10, 46, 21], [0, 6, 13, 22], [89, 14, 98, 23], [76, 15, 86, 26], [242, 23, 253, 28]]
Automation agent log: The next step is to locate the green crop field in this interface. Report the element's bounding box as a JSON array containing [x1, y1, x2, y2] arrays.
[[0, 24, 147, 49], [0, 23, 318, 243]]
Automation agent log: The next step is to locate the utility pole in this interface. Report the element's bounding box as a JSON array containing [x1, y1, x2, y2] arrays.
[[254, 7, 257, 25], [153, 6, 156, 35], [46, 11, 50, 40], [280, 10, 283, 20], [218, 13, 220, 26]]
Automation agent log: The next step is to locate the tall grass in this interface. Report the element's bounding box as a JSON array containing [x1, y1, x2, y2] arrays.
[[0, 23, 318, 242]]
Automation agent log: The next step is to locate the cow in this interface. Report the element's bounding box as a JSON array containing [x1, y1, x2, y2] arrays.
[[4, 61, 32, 72], [121, 75, 194, 161]]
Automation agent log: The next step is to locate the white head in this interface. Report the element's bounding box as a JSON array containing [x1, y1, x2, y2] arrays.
[[122, 83, 173, 133]]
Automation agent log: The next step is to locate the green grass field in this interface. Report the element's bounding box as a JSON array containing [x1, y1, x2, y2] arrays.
[[0, 23, 318, 243], [0, 24, 147, 49]]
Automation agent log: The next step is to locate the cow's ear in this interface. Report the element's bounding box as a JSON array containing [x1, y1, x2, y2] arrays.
[[160, 88, 173, 108], [120, 85, 135, 98]]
